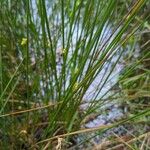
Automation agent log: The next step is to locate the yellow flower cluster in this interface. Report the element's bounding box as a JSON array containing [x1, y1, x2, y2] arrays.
[[21, 38, 27, 46]]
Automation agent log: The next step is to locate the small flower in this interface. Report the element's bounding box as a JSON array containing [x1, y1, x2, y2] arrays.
[[74, 68, 79, 74], [21, 38, 27, 46], [73, 82, 79, 91], [47, 41, 50, 47], [20, 130, 27, 135], [62, 48, 66, 54]]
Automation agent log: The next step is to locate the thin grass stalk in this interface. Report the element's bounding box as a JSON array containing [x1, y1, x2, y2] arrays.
[[0, 0, 2, 94], [39, 0, 49, 101], [0, 101, 62, 118], [60, 0, 83, 96], [0, 59, 24, 109], [59, 0, 66, 96], [113, 133, 137, 150], [40, 0, 60, 100], [0, 76, 20, 114], [26, 0, 30, 124]]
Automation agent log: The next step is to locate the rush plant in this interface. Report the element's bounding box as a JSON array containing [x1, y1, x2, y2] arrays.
[[0, 0, 149, 149]]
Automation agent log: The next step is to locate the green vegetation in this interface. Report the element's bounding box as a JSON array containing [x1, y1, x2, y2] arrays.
[[0, 0, 149, 149]]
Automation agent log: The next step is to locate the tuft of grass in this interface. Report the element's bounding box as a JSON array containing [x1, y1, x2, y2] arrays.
[[0, 0, 149, 149]]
